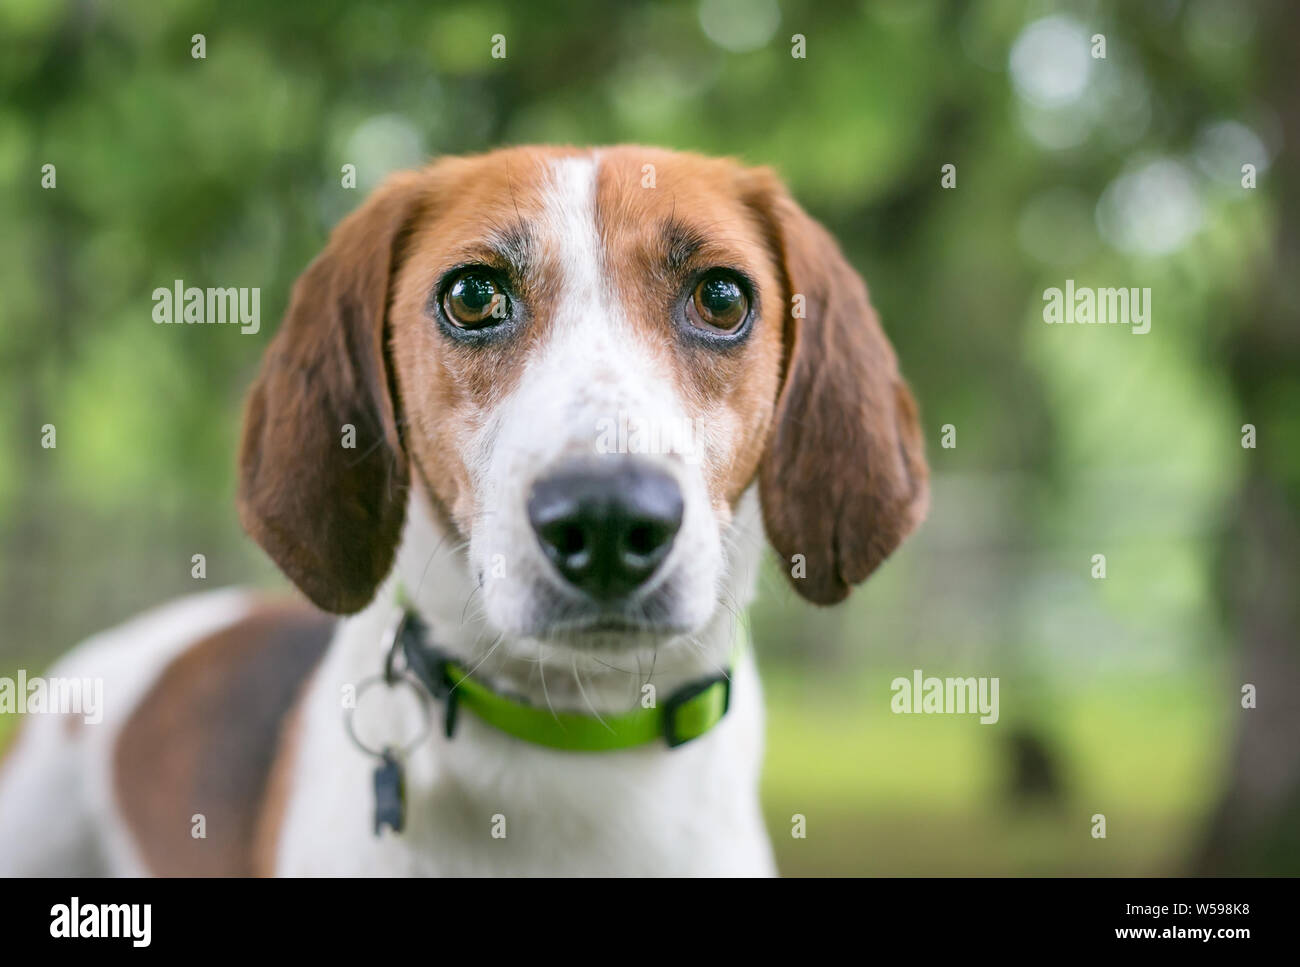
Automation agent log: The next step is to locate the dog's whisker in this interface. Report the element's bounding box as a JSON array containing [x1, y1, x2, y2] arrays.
[[586, 653, 639, 675], [450, 631, 506, 696], [459, 585, 483, 627], [413, 531, 451, 604], [536, 641, 559, 722], [572, 654, 614, 733]]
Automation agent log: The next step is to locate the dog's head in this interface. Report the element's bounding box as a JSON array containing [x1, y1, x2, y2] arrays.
[[238, 146, 927, 648]]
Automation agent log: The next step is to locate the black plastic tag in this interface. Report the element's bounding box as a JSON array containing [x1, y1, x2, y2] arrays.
[[373, 749, 405, 836]]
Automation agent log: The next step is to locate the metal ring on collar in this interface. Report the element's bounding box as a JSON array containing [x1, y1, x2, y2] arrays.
[[343, 673, 433, 758]]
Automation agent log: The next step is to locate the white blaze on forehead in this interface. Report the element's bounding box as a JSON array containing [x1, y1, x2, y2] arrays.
[[539, 155, 606, 327], [522, 155, 694, 454]]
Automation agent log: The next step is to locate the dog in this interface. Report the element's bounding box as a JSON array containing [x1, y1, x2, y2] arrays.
[[0, 146, 928, 876]]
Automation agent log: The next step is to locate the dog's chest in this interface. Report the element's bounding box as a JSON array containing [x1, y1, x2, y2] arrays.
[[273, 638, 774, 876]]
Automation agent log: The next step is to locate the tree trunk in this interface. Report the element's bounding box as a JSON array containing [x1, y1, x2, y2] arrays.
[[1196, 0, 1300, 874]]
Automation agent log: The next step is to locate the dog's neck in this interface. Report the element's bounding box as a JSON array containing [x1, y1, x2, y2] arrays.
[[381, 483, 766, 715]]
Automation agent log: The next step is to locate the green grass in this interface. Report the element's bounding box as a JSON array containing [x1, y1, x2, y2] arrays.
[[760, 663, 1230, 875]]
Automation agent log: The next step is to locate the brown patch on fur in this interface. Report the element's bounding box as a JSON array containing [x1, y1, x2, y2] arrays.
[[594, 147, 786, 510], [114, 600, 334, 876], [742, 169, 929, 604]]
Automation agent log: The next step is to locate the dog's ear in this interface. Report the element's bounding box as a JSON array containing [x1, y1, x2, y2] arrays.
[[238, 173, 426, 614], [745, 171, 929, 605]]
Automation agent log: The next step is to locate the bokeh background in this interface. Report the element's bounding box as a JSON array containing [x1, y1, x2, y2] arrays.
[[2, 0, 1297, 875]]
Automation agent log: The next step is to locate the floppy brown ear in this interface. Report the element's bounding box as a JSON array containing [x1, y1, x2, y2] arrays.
[[238, 173, 427, 614], [748, 175, 929, 605]]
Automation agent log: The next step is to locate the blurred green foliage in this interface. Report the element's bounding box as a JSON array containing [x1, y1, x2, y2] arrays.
[[0, 0, 1287, 873]]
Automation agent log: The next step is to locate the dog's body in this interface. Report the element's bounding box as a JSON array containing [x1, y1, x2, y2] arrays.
[[0, 146, 926, 876], [0, 496, 772, 876]]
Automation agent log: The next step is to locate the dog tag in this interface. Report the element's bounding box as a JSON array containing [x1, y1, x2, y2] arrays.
[[373, 748, 405, 836]]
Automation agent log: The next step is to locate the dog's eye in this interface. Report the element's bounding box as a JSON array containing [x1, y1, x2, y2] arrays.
[[687, 272, 748, 334], [443, 270, 510, 328]]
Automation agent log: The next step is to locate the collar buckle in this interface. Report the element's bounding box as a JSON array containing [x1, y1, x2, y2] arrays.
[[662, 673, 732, 748], [385, 608, 461, 738]]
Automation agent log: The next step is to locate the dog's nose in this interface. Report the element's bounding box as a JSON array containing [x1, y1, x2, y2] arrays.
[[527, 458, 684, 601]]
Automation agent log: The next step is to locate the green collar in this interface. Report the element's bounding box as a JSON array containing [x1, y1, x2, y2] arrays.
[[389, 604, 742, 752]]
